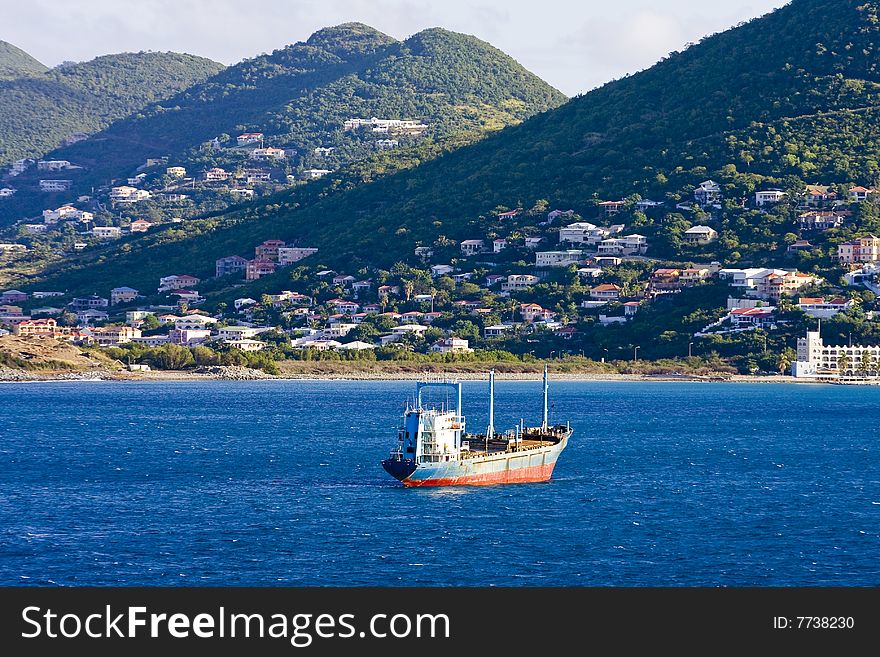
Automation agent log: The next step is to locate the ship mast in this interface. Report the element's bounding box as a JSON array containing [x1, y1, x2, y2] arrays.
[[487, 369, 495, 438], [542, 364, 549, 431]]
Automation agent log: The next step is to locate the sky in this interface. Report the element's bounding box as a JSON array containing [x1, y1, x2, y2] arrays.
[[4, 0, 789, 96]]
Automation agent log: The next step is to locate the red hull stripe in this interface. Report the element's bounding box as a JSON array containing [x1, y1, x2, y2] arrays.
[[402, 463, 556, 487]]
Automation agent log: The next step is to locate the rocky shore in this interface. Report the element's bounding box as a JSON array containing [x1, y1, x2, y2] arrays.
[[0, 367, 111, 382]]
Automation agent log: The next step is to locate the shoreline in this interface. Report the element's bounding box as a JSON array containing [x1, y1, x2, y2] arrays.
[[0, 366, 826, 384]]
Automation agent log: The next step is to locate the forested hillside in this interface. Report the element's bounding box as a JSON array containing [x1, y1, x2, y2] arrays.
[[0, 40, 48, 80], [41, 24, 565, 190], [0, 51, 224, 164], [20, 0, 880, 297]]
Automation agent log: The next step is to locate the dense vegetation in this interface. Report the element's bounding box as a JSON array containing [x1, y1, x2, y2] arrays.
[[2, 23, 565, 218], [18, 0, 880, 297], [0, 51, 224, 165], [0, 40, 48, 80]]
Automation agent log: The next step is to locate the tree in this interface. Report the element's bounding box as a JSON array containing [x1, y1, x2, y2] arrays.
[[837, 352, 852, 378]]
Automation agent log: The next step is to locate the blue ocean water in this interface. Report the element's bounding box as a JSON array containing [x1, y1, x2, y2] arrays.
[[0, 379, 877, 586]]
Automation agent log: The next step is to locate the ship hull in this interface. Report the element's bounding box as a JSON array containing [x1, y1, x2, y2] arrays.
[[382, 434, 569, 487]]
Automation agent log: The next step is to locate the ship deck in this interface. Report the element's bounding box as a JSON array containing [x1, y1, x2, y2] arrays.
[[460, 433, 564, 459]]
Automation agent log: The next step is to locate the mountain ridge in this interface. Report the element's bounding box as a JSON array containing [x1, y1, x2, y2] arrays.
[[0, 40, 48, 80], [0, 51, 225, 165], [15, 0, 880, 297]]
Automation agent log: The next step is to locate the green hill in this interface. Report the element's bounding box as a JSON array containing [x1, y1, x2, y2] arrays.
[[16, 0, 880, 296], [0, 51, 224, 165], [20, 24, 564, 198], [0, 40, 48, 80]]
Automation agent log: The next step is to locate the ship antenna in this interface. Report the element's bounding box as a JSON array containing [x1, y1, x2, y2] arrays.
[[542, 364, 549, 431], [487, 369, 495, 438]]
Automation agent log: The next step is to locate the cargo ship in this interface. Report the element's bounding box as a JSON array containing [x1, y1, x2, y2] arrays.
[[381, 367, 571, 487]]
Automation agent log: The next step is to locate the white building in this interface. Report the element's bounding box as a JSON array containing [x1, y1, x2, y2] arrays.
[[597, 234, 648, 256], [535, 250, 584, 268], [37, 160, 72, 171], [110, 186, 152, 203], [797, 297, 854, 319], [43, 205, 92, 224], [502, 275, 540, 292], [278, 247, 318, 265], [793, 331, 880, 379], [92, 226, 122, 239], [39, 180, 73, 192], [430, 337, 472, 354], [558, 222, 616, 245], [755, 190, 787, 206], [694, 180, 722, 207], [460, 240, 485, 256]]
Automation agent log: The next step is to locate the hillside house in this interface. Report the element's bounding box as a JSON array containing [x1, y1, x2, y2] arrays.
[[352, 280, 373, 295], [798, 211, 846, 231], [110, 186, 151, 203], [237, 169, 272, 184], [502, 274, 540, 292], [158, 275, 200, 292], [460, 240, 486, 256], [246, 259, 276, 281], [683, 225, 718, 244], [255, 239, 286, 261], [43, 205, 92, 223], [69, 295, 108, 310], [110, 287, 139, 305], [328, 299, 360, 314], [535, 250, 584, 267], [694, 180, 722, 207], [215, 255, 249, 278], [497, 209, 522, 220], [650, 269, 682, 292], [204, 167, 230, 182], [278, 247, 318, 265], [89, 326, 142, 346], [169, 328, 212, 346], [797, 297, 854, 318], [431, 264, 454, 278], [849, 186, 875, 203], [92, 226, 121, 239], [598, 201, 626, 217], [590, 284, 621, 301], [39, 180, 73, 192], [430, 337, 472, 354], [755, 190, 787, 206], [546, 209, 575, 223], [129, 219, 152, 233], [520, 303, 555, 323], [251, 147, 286, 161], [237, 133, 264, 146], [837, 236, 880, 265], [493, 239, 508, 253], [597, 234, 648, 256], [802, 185, 838, 208], [730, 307, 776, 329], [680, 268, 711, 286], [174, 314, 217, 330], [787, 240, 814, 253], [1, 290, 28, 303]]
